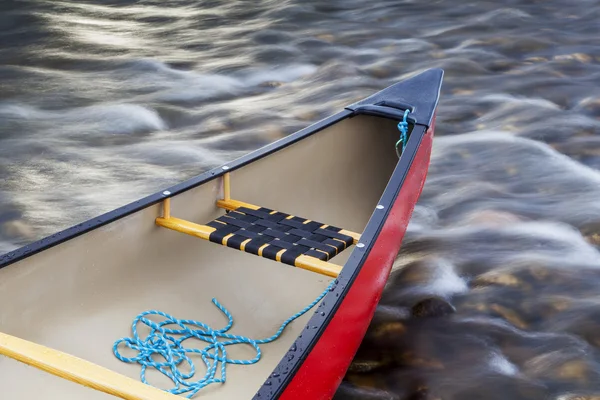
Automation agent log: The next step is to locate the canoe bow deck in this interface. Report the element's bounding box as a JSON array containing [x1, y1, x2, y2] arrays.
[[0, 69, 443, 400]]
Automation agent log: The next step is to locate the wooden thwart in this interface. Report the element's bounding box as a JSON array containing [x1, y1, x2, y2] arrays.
[[155, 212, 345, 278], [0, 331, 178, 400]]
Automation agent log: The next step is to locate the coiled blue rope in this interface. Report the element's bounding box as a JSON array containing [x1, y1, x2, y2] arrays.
[[113, 279, 335, 398], [395, 109, 411, 158]]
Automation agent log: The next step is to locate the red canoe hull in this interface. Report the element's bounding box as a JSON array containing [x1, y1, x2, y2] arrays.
[[280, 118, 436, 400]]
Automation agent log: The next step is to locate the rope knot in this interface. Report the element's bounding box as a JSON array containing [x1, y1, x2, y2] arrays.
[[395, 108, 411, 158]]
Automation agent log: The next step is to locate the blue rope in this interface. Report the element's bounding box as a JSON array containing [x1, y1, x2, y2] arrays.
[[395, 109, 411, 158], [112, 279, 335, 398]]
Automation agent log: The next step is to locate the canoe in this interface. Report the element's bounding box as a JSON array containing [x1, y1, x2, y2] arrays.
[[0, 68, 443, 400]]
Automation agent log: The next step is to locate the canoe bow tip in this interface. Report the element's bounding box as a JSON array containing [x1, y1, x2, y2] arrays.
[[345, 67, 444, 128]]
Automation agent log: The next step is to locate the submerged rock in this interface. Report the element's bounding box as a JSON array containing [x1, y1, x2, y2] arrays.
[[411, 297, 456, 318], [472, 270, 530, 290], [460, 209, 522, 227], [490, 303, 529, 330], [371, 321, 407, 338], [348, 357, 393, 374], [395, 351, 445, 371], [523, 351, 599, 385], [403, 385, 439, 400], [333, 381, 398, 400]]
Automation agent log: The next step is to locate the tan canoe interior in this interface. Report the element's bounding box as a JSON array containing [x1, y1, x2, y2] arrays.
[[0, 115, 401, 399]]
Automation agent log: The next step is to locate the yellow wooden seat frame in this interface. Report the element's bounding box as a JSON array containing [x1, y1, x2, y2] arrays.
[[155, 173, 361, 278]]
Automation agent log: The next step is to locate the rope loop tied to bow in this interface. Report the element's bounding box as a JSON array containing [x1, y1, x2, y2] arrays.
[[395, 109, 411, 158], [113, 279, 336, 398]]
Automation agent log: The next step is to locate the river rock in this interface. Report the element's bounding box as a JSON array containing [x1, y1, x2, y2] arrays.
[[371, 321, 407, 339], [344, 373, 388, 393], [333, 381, 397, 400], [490, 303, 528, 330], [403, 385, 439, 400], [395, 350, 445, 370], [449, 374, 549, 400], [348, 355, 393, 374], [523, 351, 597, 385], [459, 209, 522, 227], [576, 96, 600, 118], [411, 297, 456, 318], [1, 220, 34, 241], [472, 270, 529, 290]]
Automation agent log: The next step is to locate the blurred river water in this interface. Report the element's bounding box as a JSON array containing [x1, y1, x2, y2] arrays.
[[1, 0, 600, 399]]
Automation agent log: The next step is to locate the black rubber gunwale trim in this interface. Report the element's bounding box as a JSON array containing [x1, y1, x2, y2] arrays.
[[252, 124, 427, 400], [0, 110, 353, 269]]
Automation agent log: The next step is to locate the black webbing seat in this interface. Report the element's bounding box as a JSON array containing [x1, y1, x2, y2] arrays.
[[205, 206, 355, 266]]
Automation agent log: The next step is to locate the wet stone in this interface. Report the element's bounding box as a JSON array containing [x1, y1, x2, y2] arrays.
[[348, 357, 392, 374], [449, 374, 549, 400], [402, 385, 439, 400], [345, 373, 389, 393], [1, 220, 34, 241], [315, 34, 335, 42], [490, 303, 529, 330], [371, 321, 407, 339], [528, 265, 551, 282], [452, 284, 528, 316], [361, 61, 398, 79], [518, 295, 573, 327], [574, 97, 600, 119], [556, 360, 594, 384], [293, 109, 320, 121], [258, 81, 284, 88], [459, 209, 522, 227], [387, 258, 444, 289], [371, 305, 411, 324], [411, 298, 456, 318], [395, 351, 445, 371], [523, 351, 599, 386], [333, 381, 397, 400], [553, 53, 593, 63], [472, 270, 530, 290]]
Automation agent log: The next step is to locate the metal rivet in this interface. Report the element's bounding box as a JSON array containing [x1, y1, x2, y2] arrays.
[[376, 205, 384, 210], [162, 191, 171, 196], [222, 166, 229, 170], [356, 243, 365, 248]]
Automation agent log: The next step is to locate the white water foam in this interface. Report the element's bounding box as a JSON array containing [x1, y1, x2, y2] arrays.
[[429, 132, 600, 222], [426, 259, 469, 298], [0, 103, 167, 135], [488, 350, 519, 376], [118, 59, 318, 103], [397, 258, 469, 299]]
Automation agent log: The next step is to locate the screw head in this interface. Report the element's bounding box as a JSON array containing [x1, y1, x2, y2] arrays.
[[162, 191, 171, 196], [376, 205, 384, 210], [222, 166, 229, 170], [356, 243, 365, 248]]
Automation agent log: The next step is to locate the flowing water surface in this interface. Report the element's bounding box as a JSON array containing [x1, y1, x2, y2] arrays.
[[1, 0, 600, 399]]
